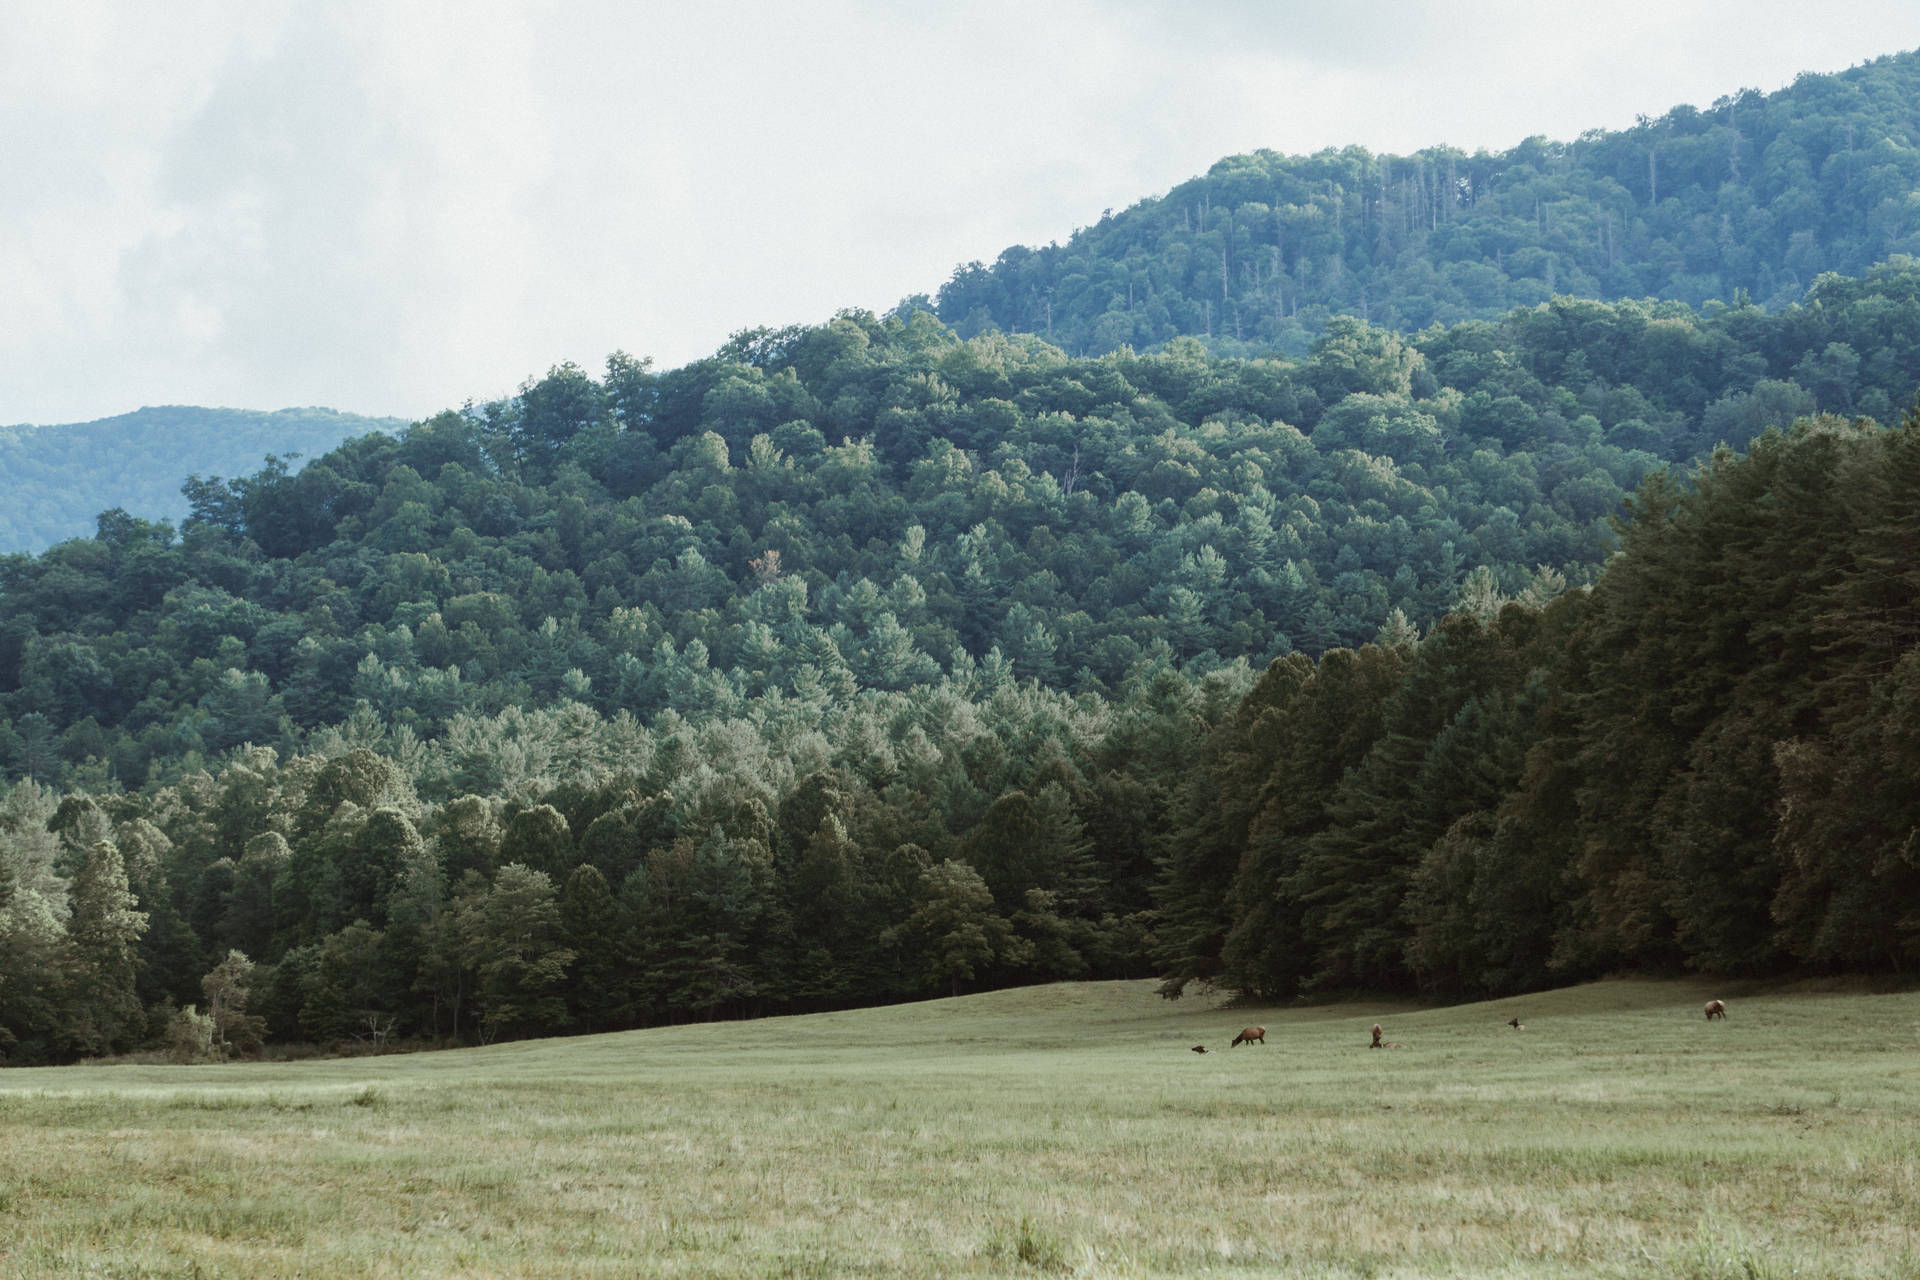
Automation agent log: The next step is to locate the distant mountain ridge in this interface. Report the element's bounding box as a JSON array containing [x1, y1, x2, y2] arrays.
[[0, 405, 409, 553], [920, 49, 1920, 356]]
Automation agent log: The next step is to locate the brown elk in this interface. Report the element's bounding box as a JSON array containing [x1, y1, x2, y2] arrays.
[[1370, 1023, 1383, 1049], [1191, 1044, 1209, 1054], [1230, 1026, 1266, 1047], [1704, 999, 1727, 1021], [1508, 1017, 1524, 1030]]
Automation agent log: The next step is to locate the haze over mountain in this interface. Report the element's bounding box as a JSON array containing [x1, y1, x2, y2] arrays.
[[0, 407, 407, 554]]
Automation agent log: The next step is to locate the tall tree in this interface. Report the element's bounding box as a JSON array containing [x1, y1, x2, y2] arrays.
[[61, 840, 149, 1057], [457, 863, 575, 1042], [893, 859, 1029, 997]]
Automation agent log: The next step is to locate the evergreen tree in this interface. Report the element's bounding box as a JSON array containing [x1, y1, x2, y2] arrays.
[[61, 840, 149, 1057], [560, 864, 632, 1031], [1213, 644, 1406, 997], [457, 863, 575, 1042]]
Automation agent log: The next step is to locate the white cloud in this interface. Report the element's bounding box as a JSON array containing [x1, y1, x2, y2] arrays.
[[4, 1, 1919, 425]]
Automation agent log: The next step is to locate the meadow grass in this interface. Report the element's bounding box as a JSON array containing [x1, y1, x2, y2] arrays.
[[2, 976, 1918, 1277]]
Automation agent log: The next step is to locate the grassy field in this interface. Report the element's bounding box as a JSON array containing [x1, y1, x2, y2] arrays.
[[2, 977, 1918, 1278]]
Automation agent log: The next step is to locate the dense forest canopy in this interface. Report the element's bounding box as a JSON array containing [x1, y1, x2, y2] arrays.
[[0, 407, 407, 554], [10, 271, 1920, 792], [1158, 408, 1920, 1000], [922, 51, 1920, 356]]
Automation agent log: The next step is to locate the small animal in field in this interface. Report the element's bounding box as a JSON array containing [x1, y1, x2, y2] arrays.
[[1508, 1017, 1525, 1030], [1230, 1026, 1266, 1047], [1191, 1044, 1209, 1054], [1371, 1023, 1383, 1049], [1704, 999, 1727, 1020]]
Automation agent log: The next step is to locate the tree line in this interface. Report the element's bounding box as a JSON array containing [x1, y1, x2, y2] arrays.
[[1, 653, 1216, 1060], [6, 408, 1915, 1064], [1158, 408, 1920, 996]]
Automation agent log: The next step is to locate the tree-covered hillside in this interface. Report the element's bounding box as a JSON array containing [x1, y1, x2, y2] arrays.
[[13, 42, 1920, 1063], [1156, 408, 1920, 1001], [11, 269, 1920, 790], [924, 51, 1920, 355], [0, 406, 408, 554], [5, 262, 1920, 1061]]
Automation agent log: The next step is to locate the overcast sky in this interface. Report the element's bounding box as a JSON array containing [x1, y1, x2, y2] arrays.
[[6, 1, 1920, 427]]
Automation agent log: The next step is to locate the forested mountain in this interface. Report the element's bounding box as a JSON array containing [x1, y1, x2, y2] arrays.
[[11, 49, 1920, 1063], [5, 256, 1920, 1062], [923, 50, 1920, 355], [11, 269, 1920, 791], [0, 406, 407, 554]]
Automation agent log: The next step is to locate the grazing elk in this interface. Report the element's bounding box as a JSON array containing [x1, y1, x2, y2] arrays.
[[1704, 999, 1727, 1021], [1230, 1026, 1266, 1047]]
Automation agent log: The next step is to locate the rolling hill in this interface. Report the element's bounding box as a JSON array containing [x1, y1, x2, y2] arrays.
[[0, 405, 408, 553], [920, 49, 1920, 357]]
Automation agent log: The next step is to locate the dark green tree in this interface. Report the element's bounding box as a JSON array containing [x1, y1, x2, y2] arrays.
[[60, 840, 149, 1057]]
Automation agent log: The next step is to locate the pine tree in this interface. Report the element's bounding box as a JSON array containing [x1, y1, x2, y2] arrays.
[[457, 863, 575, 1042], [560, 864, 632, 1031], [62, 840, 149, 1057], [1214, 645, 1406, 996]]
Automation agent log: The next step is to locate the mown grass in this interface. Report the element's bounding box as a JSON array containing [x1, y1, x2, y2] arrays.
[[2, 977, 1917, 1277]]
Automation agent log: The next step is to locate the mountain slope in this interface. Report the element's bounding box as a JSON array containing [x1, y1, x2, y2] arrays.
[[0, 405, 409, 553], [922, 50, 1920, 355]]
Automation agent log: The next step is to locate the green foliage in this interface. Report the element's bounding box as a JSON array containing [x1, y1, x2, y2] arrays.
[[61, 839, 149, 1056], [928, 53, 1920, 361], [202, 948, 266, 1057], [299, 919, 391, 1043], [1165, 408, 1920, 999], [0, 783, 68, 1062], [163, 1002, 216, 1063], [895, 860, 1029, 997], [559, 864, 632, 1031], [9, 278, 1920, 816], [0, 406, 405, 553], [456, 862, 575, 1041], [7, 83, 1920, 1055]]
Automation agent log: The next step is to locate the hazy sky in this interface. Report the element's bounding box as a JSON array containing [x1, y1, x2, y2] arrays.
[[7, 1, 1920, 427]]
